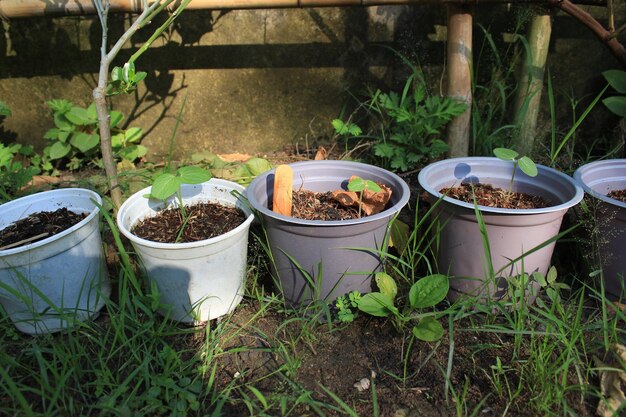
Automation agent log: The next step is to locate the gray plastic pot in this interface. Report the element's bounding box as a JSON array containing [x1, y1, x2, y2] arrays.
[[246, 160, 410, 307], [0, 188, 110, 334], [418, 157, 583, 303], [574, 159, 626, 299]]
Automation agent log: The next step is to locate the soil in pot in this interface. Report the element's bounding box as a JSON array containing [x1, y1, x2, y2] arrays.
[[440, 183, 550, 209], [131, 202, 247, 243], [0, 208, 87, 250], [607, 188, 626, 202], [272, 186, 393, 221]]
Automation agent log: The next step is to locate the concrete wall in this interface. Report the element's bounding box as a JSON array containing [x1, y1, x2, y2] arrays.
[[0, 5, 620, 162]]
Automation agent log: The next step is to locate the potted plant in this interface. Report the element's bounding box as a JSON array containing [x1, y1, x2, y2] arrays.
[[0, 188, 110, 334], [245, 160, 410, 308], [116, 166, 254, 323], [574, 159, 626, 300], [418, 153, 583, 302]]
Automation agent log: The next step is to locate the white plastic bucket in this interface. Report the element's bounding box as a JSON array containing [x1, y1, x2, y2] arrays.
[[116, 179, 254, 322], [0, 188, 110, 334]]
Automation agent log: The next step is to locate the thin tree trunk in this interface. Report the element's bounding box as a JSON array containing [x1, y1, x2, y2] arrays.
[[446, 4, 473, 157], [513, 10, 552, 155]]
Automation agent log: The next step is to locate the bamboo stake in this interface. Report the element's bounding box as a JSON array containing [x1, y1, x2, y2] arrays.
[[513, 11, 552, 155], [445, 4, 473, 157], [0, 233, 50, 251], [273, 164, 293, 217]]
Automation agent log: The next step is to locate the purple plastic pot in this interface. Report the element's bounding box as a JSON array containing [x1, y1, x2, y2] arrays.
[[246, 160, 410, 307], [574, 159, 626, 299], [418, 157, 583, 303]]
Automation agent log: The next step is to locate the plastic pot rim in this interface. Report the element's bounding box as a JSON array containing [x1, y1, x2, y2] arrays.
[[246, 160, 411, 227], [418, 157, 584, 215], [0, 188, 102, 256], [116, 179, 255, 250], [573, 159, 626, 209]]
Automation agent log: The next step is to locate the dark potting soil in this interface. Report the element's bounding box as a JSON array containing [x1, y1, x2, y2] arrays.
[[131, 202, 247, 244], [289, 189, 361, 221], [0, 208, 87, 250], [607, 188, 626, 203], [440, 183, 550, 209]]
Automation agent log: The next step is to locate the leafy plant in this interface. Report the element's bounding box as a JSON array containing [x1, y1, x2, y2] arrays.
[[0, 143, 40, 202], [144, 165, 212, 241], [0, 100, 11, 117], [357, 272, 449, 341], [493, 147, 538, 191], [347, 176, 381, 218], [335, 72, 467, 172], [334, 291, 361, 323], [191, 152, 273, 185], [602, 69, 626, 118], [43, 99, 146, 171]]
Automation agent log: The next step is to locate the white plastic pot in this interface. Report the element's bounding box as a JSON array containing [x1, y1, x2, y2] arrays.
[[116, 179, 254, 323], [0, 188, 110, 334]]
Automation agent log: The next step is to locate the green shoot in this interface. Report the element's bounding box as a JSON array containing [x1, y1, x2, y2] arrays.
[[493, 147, 538, 192], [347, 176, 382, 218], [144, 166, 212, 240]]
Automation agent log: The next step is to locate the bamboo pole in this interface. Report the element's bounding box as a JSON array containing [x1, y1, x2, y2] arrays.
[[0, 0, 608, 19], [513, 10, 552, 156], [445, 4, 472, 157]]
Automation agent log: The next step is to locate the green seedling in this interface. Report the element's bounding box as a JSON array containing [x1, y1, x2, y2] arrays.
[[145, 166, 212, 241], [347, 176, 382, 218], [334, 291, 361, 323], [493, 147, 538, 192], [356, 272, 449, 342]]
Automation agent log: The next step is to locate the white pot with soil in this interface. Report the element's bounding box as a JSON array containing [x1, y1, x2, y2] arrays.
[[116, 178, 254, 323], [418, 157, 583, 303], [0, 188, 110, 334]]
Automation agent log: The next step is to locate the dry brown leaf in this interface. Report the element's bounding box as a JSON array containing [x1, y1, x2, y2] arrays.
[[314, 146, 328, 160], [331, 180, 392, 216], [595, 344, 626, 417], [217, 153, 251, 162]]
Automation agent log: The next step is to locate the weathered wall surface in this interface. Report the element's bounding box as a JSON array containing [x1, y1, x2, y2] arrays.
[[0, 5, 620, 161]]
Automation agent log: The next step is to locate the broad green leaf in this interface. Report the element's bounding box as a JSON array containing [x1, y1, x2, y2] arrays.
[[44, 128, 62, 140], [47, 99, 72, 113], [177, 166, 212, 184], [134, 71, 147, 84], [364, 179, 382, 193], [347, 177, 366, 192], [603, 69, 626, 94], [357, 292, 396, 317], [0, 100, 11, 117], [110, 111, 124, 128], [53, 113, 71, 130], [409, 274, 449, 309], [518, 156, 538, 177], [245, 157, 273, 176], [493, 148, 518, 161], [65, 107, 91, 125], [150, 173, 180, 200], [389, 218, 410, 255], [603, 96, 626, 118], [124, 127, 142, 143], [412, 317, 444, 342], [375, 272, 397, 300], [532, 271, 547, 287], [111, 66, 123, 82], [118, 145, 144, 161], [48, 141, 71, 160], [87, 103, 97, 120], [111, 133, 124, 148], [70, 133, 99, 153], [546, 266, 557, 285]]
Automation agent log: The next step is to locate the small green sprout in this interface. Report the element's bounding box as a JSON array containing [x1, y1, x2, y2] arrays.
[[493, 148, 538, 192], [347, 176, 382, 218], [145, 166, 212, 241]]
